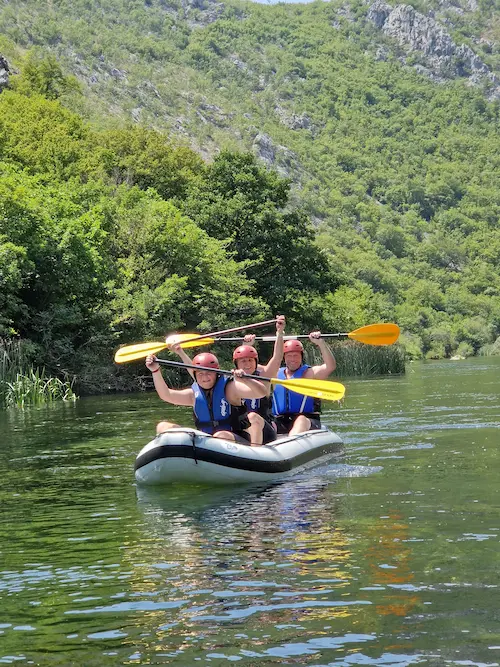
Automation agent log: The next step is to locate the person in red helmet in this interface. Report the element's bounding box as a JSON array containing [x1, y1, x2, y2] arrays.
[[272, 331, 336, 436], [169, 316, 285, 446], [145, 350, 267, 443], [232, 315, 285, 445]]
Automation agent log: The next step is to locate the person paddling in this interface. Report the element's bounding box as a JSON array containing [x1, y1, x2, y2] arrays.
[[232, 315, 285, 445], [145, 352, 267, 444], [272, 332, 336, 436]]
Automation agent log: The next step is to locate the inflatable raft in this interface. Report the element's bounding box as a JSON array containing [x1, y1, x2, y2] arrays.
[[134, 427, 344, 485]]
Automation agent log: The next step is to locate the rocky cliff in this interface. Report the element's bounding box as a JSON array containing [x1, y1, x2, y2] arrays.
[[367, 1, 499, 99]]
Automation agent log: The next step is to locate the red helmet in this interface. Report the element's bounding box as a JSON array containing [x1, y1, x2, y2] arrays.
[[233, 345, 258, 362], [283, 339, 304, 354], [192, 352, 219, 369]]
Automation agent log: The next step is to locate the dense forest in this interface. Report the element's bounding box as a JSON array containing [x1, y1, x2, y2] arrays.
[[0, 68, 350, 393], [0, 0, 499, 395]]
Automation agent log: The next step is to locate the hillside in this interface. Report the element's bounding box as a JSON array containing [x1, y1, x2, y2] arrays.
[[1, 0, 499, 361]]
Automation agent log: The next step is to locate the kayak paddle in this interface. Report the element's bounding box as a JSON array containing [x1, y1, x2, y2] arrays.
[[115, 323, 400, 363], [217, 323, 400, 346], [114, 319, 277, 363], [153, 359, 346, 402]]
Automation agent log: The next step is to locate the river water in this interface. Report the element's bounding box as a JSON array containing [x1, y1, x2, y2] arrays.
[[0, 357, 499, 666]]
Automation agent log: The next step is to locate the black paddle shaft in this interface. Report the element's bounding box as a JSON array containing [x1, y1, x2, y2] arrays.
[[154, 358, 272, 384], [217, 333, 347, 342]]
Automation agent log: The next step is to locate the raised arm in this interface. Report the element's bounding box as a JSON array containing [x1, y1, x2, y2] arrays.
[[261, 315, 285, 377], [168, 342, 195, 380], [146, 354, 195, 406], [304, 332, 336, 380], [225, 371, 268, 403]]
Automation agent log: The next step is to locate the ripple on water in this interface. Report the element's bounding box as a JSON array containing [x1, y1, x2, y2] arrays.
[[1, 361, 500, 665], [190, 598, 372, 622]]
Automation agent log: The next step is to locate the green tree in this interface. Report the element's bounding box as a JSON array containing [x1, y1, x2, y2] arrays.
[[0, 163, 115, 374], [12, 50, 80, 100], [183, 151, 338, 317], [110, 186, 267, 342], [0, 90, 89, 178], [97, 127, 205, 200]]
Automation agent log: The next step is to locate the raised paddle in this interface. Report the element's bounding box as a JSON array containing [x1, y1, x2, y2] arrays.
[[153, 359, 346, 402], [216, 323, 400, 347], [114, 319, 277, 363]]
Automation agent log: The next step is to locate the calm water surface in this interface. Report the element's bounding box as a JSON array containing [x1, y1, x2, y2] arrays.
[[0, 358, 499, 666]]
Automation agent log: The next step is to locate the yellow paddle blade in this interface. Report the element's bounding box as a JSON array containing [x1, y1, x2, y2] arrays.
[[270, 378, 345, 402], [348, 323, 400, 346], [165, 333, 216, 349], [114, 341, 167, 364], [114, 333, 216, 363]]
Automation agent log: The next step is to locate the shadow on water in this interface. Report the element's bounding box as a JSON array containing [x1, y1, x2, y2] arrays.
[[133, 475, 357, 577], [135, 476, 336, 536], [134, 458, 382, 544]]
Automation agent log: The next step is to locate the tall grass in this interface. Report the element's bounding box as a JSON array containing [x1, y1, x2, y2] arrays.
[[308, 341, 406, 378], [479, 336, 500, 357], [0, 339, 77, 408]]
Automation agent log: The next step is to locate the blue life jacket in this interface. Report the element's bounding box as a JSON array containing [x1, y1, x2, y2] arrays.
[[192, 375, 248, 434], [272, 364, 321, 417], [244, 370, 273, 422]]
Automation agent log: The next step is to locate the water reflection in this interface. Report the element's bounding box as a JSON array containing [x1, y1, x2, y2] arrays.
[[135, 479, 349, 568], [126, 480, 374, 659], [366, 512, 420, 619], [75, 473, 422, 665]]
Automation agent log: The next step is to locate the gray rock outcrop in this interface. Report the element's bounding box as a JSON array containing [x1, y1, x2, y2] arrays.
[[368, 1, 391, 28], [196, 101, 233, 127], [367, 1, 499, 99], [0, 55, 10, 91], [253, 132, 277, 165], [275, 105, 312, 131], [252, 132, 301, 179], [182, 0, 225, 26]]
